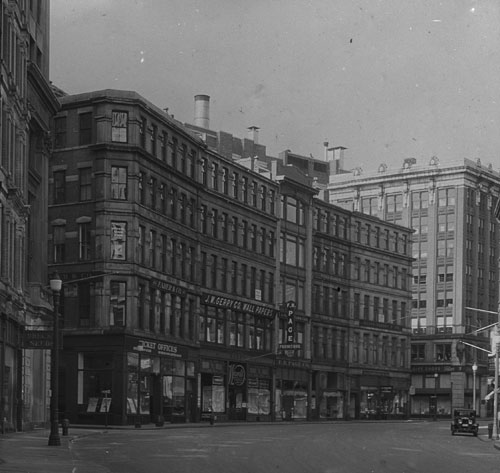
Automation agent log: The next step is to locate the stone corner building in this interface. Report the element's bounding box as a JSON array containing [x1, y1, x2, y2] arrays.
[[1, 0, 59, 431]]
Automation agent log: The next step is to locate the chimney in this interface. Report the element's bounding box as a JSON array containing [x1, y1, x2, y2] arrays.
[[194, 94, 210, 129], [247, 126, 260, 144], [327, 146, 347, 175], [323, 141, 329, 161]]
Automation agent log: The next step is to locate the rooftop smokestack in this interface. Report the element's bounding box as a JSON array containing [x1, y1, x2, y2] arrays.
[[248, 126, 260, 144], [194, 94, 210, 129], [323, 141, 329, 161], [326, 146, 347, 175]]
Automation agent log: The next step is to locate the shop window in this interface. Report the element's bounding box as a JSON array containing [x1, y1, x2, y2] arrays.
[[201, 373, 225, 414], [248, 378, 270, 415], [79, 352, 113, 413]]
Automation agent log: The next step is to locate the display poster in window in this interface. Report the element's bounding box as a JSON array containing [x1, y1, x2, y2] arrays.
[[112, 111, 128, 143], [111, 222, 126, 260], [87, 397, 99, 413], [100, 397, 111, 413]]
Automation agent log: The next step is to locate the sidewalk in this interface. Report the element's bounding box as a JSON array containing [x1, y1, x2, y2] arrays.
[[1, 420, 499, 473]]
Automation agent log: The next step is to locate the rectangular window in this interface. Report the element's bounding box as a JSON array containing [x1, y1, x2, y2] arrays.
[[211, 254, 217, 289], [140, 117, 147, 148], [138, 171, 145, 204], [151, 124, 157, 157], [79, 112, 93, 145], [222, 167, 229, 194], [161, 235, 167, 272], [137, 284, 145, 329], [79, 222, 91, 260], [233, 172, 239, 198], [110, 222, 127, 260], [242, 176, 248, 203], [53, 225, 65, 263], [241, 264, 247, 296], [53, 170, 66, 204], [54, 116, 67, 148], [149, 230, 157, 268], [161, 132, 168, 161], [79, 168, 92, 201], [78, 283, 91, 326], [111, 166, 127, 200], [110, 281, 126, 326], [231, 262, 238, 293], [111, 111, 128, 142], [149, 288, 156, 331]]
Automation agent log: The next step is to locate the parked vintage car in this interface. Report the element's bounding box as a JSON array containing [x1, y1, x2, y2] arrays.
[[450, 409, 479, 436]]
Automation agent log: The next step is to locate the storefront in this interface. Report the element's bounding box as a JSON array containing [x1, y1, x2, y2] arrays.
[[199, 358, 227, 421], [311, 371, 348, 420], [246, 364, 272, 421], [359, 374, 409, 419], [275, 358, 311, 421], [62, 335, 196, 425]]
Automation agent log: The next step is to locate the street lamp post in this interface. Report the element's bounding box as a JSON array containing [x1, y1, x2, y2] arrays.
[[472, 362, 477, 413], [433, 373, 438, 421], [48, 273, 62, 446]]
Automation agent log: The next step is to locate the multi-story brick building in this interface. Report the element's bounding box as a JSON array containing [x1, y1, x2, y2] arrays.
[[326, 155, 500, 417], [1, 0, 59, 431], [311, 198, 412, 419], [49, 89, 413, 425], [49, 89, 280, 425]]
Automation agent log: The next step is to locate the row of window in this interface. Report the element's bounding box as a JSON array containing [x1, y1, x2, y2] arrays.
[[351, 333, 407, 368], [200, 206, 276, 257], [201, 158, 277, 215], [55, 110, 279, 217], [352, 222, 408, 254], [352, 258, 408, 289], [351, 293, 408, 326], [199, 253, 274, 304], [313, 208, 348, 238], [199, 307, 305, 353], [411, 298, 453, 308], [312, 327, 347, 362]]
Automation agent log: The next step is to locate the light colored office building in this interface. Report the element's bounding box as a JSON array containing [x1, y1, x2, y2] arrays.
[[326, 155, 500, 417]]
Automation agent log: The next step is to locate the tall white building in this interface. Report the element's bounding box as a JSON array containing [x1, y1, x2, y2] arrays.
[[326, 156, 500, 417]]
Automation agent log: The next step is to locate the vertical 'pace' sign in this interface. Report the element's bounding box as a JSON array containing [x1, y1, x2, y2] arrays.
[[286, 301, 296, 343]]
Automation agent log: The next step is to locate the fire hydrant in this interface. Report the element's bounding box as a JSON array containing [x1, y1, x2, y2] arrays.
[[61, 418, 69, 436]]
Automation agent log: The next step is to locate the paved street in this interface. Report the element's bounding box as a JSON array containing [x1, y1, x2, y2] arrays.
[[65, 421, 499, 473]]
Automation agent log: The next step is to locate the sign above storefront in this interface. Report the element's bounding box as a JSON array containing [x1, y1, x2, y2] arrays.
[[23, 330, 62, 349], [202, 293, 276, 318], [150, 279, 187, 297], [127, 338, 186, 358]]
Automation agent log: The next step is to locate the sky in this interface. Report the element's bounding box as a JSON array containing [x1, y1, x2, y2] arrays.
[[50, 0, 500, 172]]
